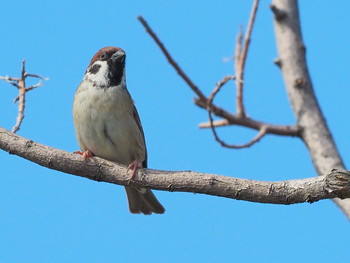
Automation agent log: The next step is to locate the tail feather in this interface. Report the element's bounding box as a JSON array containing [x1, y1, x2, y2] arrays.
[[124, 186, 165, 215]]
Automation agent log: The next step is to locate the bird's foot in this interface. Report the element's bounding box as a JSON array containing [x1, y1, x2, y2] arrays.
[[74, 150, 94, 159], [127, 160, 143, 183]]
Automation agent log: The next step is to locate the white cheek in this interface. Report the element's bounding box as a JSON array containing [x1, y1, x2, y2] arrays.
[[84, 61, 109, 87]]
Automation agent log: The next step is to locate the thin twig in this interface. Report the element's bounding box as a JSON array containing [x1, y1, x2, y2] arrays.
[[0, 76, 20, 88], [137, 13, 300, 137], [14, 82, 43, 103], [207, 75, 267, 149], [234, 27, 243, 64], [24, 73, 49, 80], [0, 76, 20, 82], [241, 0, 260, 68], [0, 60, 47, 133], [210, 125, 267, 149], [208, 75, 236, 103], [235, 28, 244, 113], [235, 0, 260, 117], [12, 81, 25, 133], [12, 60, 27, 133], [195, 99, 300, 136], [137, 15, 207, 102], [138, 10, 300, 142]]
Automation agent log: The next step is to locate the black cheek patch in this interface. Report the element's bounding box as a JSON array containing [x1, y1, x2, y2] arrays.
[[107, 59, 124, 86], [88, 64, 101, 74]]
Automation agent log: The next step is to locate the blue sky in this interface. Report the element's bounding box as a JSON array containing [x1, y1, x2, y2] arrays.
[[1, 0, 349, 262]]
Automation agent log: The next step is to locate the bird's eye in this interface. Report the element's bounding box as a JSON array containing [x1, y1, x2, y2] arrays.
[[100, 52, 107, 59]]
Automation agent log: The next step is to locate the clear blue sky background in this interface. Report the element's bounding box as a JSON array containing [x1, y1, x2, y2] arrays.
[[0, 0, 349, 262]]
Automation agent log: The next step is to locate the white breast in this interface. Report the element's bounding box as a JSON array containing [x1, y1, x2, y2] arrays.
[[73, 81, 146, 165]]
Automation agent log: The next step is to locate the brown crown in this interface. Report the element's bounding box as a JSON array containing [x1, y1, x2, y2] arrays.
[[88, 46, 124, 67]]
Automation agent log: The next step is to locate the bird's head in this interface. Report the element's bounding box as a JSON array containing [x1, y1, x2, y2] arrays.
[[84, 46, 126, 88]]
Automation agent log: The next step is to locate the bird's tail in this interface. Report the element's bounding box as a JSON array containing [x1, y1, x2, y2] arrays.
[[124, 186, 165, 215]]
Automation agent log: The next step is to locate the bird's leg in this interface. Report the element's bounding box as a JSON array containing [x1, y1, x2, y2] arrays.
[[127, 160, 143, 183], [74, 150, 94, 159]]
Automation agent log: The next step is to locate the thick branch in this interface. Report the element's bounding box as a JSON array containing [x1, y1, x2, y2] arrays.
[[1, 127, 349, 204], [271, 0, 350, 218]]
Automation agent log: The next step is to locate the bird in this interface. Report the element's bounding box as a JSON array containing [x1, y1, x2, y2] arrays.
[[73, 46, 165, 215]]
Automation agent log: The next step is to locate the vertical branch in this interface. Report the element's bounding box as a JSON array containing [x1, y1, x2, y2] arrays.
[[1, 60, 47, 133], [235, 0, 260, 117], [234, 29, 243, 114], [271, 0, 350, 218], [12, 60, 27, 133]]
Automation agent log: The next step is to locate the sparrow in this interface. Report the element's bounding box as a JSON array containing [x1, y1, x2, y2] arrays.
[[73, 46, 165, 215]]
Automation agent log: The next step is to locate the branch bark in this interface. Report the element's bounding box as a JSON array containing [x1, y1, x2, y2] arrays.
[[271, 0, 350, 218], [0, 60, 47, 133], [235, 0, 259, 116], [1, 127, 350, 204], [138, 15, 301, 146]]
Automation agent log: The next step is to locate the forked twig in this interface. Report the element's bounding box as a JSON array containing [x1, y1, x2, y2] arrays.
[[208, 75, 236, 103], [0, 60, 48, 133], [207, 75, 267, 148], [138, 6, 300, 149]]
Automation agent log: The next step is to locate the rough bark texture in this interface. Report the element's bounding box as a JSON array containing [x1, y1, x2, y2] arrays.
[[1, 127, 350, 204], [271, 0, 350, 217]]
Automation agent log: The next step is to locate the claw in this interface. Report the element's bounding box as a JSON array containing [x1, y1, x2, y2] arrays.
[[74, 150, 94, 159], [127, 160, 143, 183]]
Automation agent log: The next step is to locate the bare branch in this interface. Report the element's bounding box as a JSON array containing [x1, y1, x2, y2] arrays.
[[25, 82, 44, 92], [0, 76, 20, 88], [138, 14, 299, 140], [13, 82, 44, 103], [270, 4, 287, 21], [12, 85, 25, 133], [234, 28, 243, 68], [137, 15, 207, 102], [207, 75, 267, 148], [199, 119, 230, 128], [234, 0, 260, 117], [209, 111, 267, 149], [271, 0, 350, 218], [0, 127, 349, 205], [20, 59, 26, 79], [0, 60, 48, 133], [11, 60, 27, 133], [208, 75, 235, 102], [195, 98, 300, 137], [241, 0, 260, 67], [24, 73, 49, 81]]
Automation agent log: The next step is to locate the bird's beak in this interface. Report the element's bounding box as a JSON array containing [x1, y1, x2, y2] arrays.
[[111, 50, 126, 62]]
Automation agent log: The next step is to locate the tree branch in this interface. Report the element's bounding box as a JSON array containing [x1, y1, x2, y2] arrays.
[[271, 0, 350, 218], [195, 98, 300, 137], [138, 15, 300, 140], [0, 60, 48, 133], [235, 0, 259, 116], [137, 15, 207, 102], [0, 127, 349, 204], [207, 75, 268, 149]]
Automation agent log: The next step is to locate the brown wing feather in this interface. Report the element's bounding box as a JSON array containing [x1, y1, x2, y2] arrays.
[[132, 105, 148, 168]]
